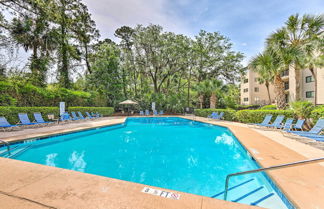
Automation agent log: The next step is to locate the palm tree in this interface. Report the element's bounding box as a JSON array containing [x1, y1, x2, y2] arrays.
[[209, 79, 224, 108], [268, 14, 324, 101], [249, 50, 286, 109], [249, 60, 273, 104], [195, 80, 211, 109]]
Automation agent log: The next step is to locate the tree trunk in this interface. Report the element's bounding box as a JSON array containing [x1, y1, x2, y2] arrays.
[[309, 68, 317, 105], [187, 68, 192, 107], [265, 81, 271, 104], [294, 66, 301, 101], [199, 95, 204, 109], [210, 92, 216, 109], [274, 74, 286, 109]]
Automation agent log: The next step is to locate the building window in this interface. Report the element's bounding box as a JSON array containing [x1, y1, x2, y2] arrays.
[[243, 79, 248, 83], [254, 87, 259, 92], [305, 76, 314, 83], [281, 70, 289, 77], [284, 82, 289, 90], [306, 91, 315, 98], [254, 97, 260, 102], [243, 88, 248, 93], [244, 98, 248, 102]]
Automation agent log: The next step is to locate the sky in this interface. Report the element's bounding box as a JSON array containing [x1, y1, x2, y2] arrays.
[[83, 0, 324, 65]]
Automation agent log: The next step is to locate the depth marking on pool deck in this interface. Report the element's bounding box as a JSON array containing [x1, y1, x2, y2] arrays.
[[142, 187, 181, 200]]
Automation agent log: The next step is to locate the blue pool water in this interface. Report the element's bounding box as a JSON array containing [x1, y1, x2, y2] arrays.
[[2, 117, 293, 208]]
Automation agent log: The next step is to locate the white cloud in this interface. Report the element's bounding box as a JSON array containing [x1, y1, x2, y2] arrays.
[[83, 0, 190, 41]]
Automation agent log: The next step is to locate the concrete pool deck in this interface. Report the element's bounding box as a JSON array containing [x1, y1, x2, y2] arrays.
[[1, 116, 324, 209]]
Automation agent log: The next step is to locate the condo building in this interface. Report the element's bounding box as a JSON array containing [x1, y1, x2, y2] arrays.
[[240, 68, 324, 105]]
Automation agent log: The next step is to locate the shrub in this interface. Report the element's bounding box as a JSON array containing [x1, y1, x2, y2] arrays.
[[311, 107, 324, 122], [260, 105, 276, 110], [236, 105, 261, 110], [0, 106, 59, 124], [0, 106, 114, 124], [235, 110, 295, 124], [289, 101, 314, 119], [194, 109, 237, 121], [68, 107, 114, 116]]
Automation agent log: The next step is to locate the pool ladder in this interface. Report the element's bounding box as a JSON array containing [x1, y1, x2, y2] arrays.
[[223, 157, 324, 200], [0, 139, 11, 156]]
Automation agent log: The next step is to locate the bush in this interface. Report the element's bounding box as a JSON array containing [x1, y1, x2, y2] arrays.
[[0, 106, 114, 124], [0, 106, 59, 124], [194, 109, 237, 121], [289, 101, 314, 119], [236, 105, 261, 110], [68, 107, 114, 116], [260, 105, 276, 110], [235, 110, 295, 124], [311, 107, 324, 122]]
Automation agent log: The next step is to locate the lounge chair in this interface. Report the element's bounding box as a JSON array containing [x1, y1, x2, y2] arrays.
[[208, 112, 218, 119], [71, 112, 80, 120], [140, 110, 144, 116], [85, 112, 95, 119], [153, 110, 158, 116], [249, 114, 272, 127], [18, 113, 39, 126], [217, 112, 224, 120], [96, 112, 102, 117], [292, 119, 305, 131], [33, 113, 53, 124], [159, 110, 164, 115], [285, 119, 324, 139], [77, 112, 86, 120], [261, 115, 285, 129], [145, 110, 150, 116], [279, 118, 294, 131], [0, 117, 18, 131], [60, 112, 73, 121]]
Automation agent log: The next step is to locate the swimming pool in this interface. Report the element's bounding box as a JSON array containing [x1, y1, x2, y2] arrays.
[[2, 117, 294, 208]]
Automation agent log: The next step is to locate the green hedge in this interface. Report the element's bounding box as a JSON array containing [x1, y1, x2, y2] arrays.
[[0, 106, 114, 124], [311, 107, 324, 122], [235, 110, 295, 123], [0, 106, 59, 124], [260, 105, 276, 110], [68, 107, 114, 117], [194, 109, 237, 121]]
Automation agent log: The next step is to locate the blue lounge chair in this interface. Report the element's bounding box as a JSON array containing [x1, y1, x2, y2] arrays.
[[279, 118, 294, 131], [77, 112, 86, 120], [249, 114, 273, 127], [208, 112, 218, 119], [286, 119, 324, 138], [96, 112, 102, 117], [85, 112, 95, 119], [140, 110, 144, 116], [262, 115, 285, 129], [159, 110, 164, 115], [153, 110, 158, 116], [217, 112, 224, 120], [18, 113, 38, 125], [33, 113, 52, 124], [0, 117, 18, 130], [60, 112, 73, 121], [292, 119, 305, 131], [145, 110, 150, 116], [71, 112, 80, 120]]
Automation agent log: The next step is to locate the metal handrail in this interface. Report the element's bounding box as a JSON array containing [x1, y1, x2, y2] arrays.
[[0, 139, 11, 155], [224, 157, 324, 200]]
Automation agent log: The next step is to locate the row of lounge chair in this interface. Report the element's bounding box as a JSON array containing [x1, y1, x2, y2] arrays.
[[139, 110, 164, 116], [207, 112, 224, 120], [250, 114, 324, 141], [0, 111, 102, 131]]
